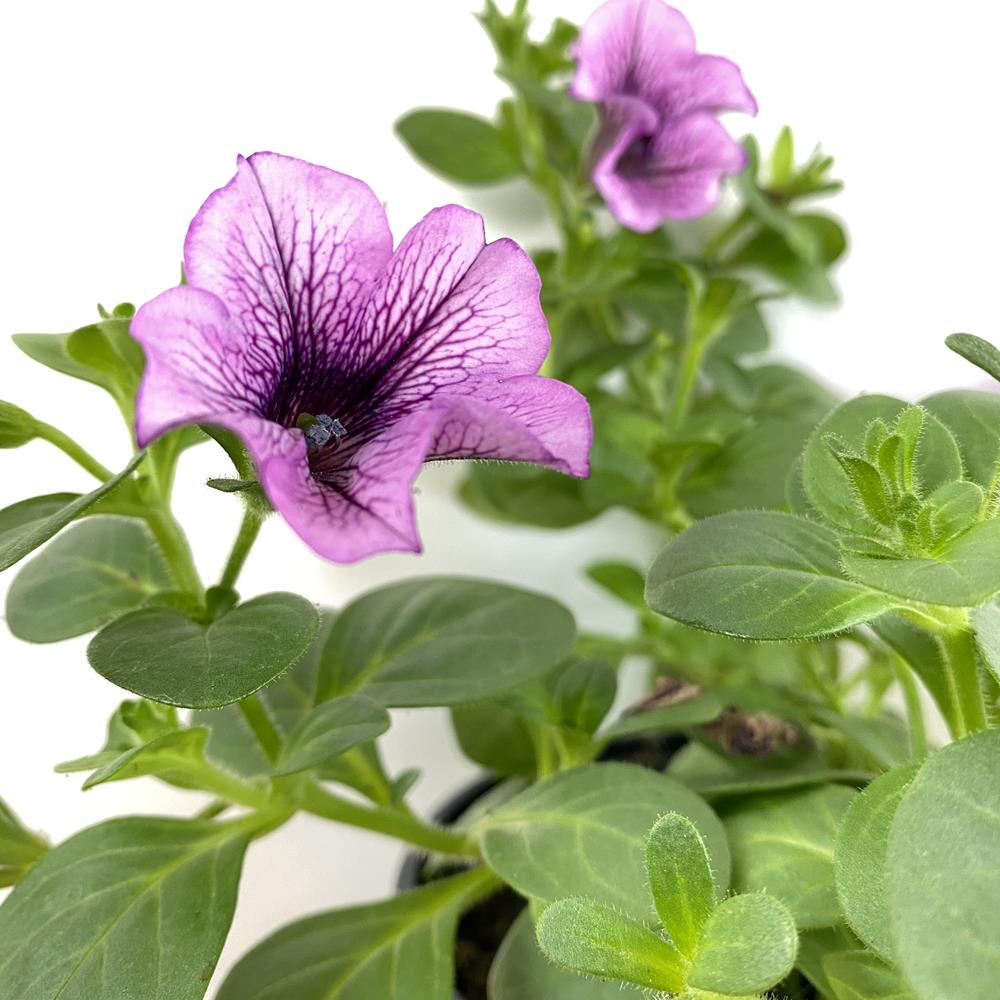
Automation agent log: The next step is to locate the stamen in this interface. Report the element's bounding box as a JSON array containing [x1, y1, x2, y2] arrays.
[[299, 413, 347, 451]]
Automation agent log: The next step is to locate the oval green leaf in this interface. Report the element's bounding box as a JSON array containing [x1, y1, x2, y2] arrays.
[[688, 893, 798, 996], [536, 898, 686, 993], [645, 511, 893, 640], [646, 812, 716, 958], [835, 764, 919, 960], [842, 519, 1000, 607], [888, 730, 1000, 1000], [317, 577, 576, 707], [0, 816, 252, 1000], [0, 452, 145, 572], [273, 695, 390, 776], [471, 762, 729, 918], [88, 592, 320, 708], [489, 909, 638, 999], [723, 784, 858, 929], [5, 517, 170, 642], [395, 108, 522, 185], [215, 867, 493, 1000]]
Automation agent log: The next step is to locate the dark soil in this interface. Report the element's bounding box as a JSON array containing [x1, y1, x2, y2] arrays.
[[401, 733, 818, 1000]]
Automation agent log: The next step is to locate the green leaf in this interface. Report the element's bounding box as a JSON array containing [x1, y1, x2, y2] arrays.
[[835, 764, 919, 961], [471, 763, 729, 918], [78, 728, 212, 790], [316, 577, 575, 707], [946, 332, 1000, 384], [732, 218, 842, 303], [809, 707, 909, 771], [0, 815, 253, 1000], [972, 600, 1000, 685], [460, 463, 595, 528], [536, 898, 686, 993], [645, 812, 715, 958], [0, 452, 145, 573], [888, 730, 1000, 1000], [395, 108, 522, 184], [67, 316, 144, 392], [795, 925, 864, 997], [192, 614, 336, 776], [802, 396, 963, 533], [586, 561, 646, 608], [88, 592, 320, 708], [922, 390, 1000, 493], [842, 519, 1000, 607], [0, 796, 48, 888], [823, 951, 918, 1000], [5, 517, 170, 642], [723, 784, 858, 928], [603, 691, 724, 740], [551, 658, 616, 734], [645, 511, 893, 640], [12, 331, 112, 389], [688, 893, 798, 995], [215, 866, 493, 1000], [682, 365, 836, 519], [488, 909, 636, 999], [870, 614, 958, 730], [0, 400, 38, 448], [273, 695, 390, 776], [450, 700, 538, 778]]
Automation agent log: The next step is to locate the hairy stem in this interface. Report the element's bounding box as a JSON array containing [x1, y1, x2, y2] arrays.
[[219, 508, 264, 591], [237, 694, 283, 764], [666, 332, 707, 432], [300, 783, 478, 857], [34, 421, 114, 482], [938, 626, 988, 739], [145, 504, 204, 601], [891, 656, 929, 759]]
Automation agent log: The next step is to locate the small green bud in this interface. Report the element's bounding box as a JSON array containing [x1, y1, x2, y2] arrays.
[[827, 437, 894, 526], [0, 400, 39, 449]]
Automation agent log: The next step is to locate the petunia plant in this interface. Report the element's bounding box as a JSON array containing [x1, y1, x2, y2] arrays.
[[1, 2, 998, 1000]]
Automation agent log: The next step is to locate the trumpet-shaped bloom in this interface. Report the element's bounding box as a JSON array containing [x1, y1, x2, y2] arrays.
[[571, 0, 757, 231], [133, 152, 591, 562]]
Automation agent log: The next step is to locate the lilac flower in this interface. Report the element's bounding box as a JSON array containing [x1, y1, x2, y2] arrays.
[[133, 152, 591, 562], [571, 0, 757, 232]]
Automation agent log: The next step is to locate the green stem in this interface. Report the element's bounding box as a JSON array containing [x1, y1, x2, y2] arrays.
[[666, 333, 707, 432], [145, 505, 204, 601], [237, 695, 282, 764], [938, 626, 988, 738], [34, 422, 114, 482], [299, 783, 478, 857], [891, 656, 929, 759], [702, 208, 753, 264], [219, 508, 263, 591]]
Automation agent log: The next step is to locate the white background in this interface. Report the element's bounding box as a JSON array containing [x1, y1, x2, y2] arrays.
[[1, 0, 997, 991]]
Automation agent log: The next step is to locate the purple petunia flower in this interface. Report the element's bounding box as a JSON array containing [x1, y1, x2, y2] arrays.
[[133, 152, 592, 562], [571, 0, 757, 232]]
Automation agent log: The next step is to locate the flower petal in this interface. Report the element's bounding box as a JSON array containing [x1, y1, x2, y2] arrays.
[[571, 0, 696, 104], [429, 376, 592, 477], [358, 205, 551, 409], [252, 421, 426, 563], [132, 285, 269, 446], [571, 0, 756, 118], [256, 375, 592, 563], [595, 111, 747, 231], [183, 151, 393, 418], [652, 53, 758, 118]]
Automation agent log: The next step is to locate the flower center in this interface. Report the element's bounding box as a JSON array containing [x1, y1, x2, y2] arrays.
[[297, 413, 347, 452], [618, 133, 655, 176]]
